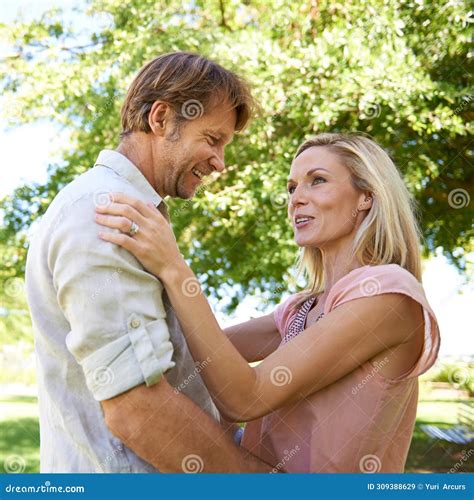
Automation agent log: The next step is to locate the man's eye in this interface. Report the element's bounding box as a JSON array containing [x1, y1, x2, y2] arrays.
[[207, 136, 218, 145]]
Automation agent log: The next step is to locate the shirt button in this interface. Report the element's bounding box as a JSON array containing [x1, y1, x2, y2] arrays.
[[130, 318, 141, 329]]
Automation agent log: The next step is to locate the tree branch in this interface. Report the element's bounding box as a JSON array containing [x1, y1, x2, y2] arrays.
[[219, 0, 230, 30]]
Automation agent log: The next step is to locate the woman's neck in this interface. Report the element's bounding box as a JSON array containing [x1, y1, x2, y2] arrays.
[[320, 242, 361, 292]]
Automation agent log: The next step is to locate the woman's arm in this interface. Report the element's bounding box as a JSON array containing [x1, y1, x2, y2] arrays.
[[95, 194, 424, 422], [159, 263, 423, 422], [224, 314, 281, 363]]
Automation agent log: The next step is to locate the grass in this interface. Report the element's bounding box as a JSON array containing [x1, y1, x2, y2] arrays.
[[0, 388, 472, 473], [406, 396, 473, 473], [0, 395, 40, 473]]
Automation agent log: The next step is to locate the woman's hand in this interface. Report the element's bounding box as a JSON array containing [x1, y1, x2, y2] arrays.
[[94, 192, 185, 279]]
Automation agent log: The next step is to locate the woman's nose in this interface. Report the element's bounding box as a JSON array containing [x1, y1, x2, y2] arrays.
[[290, 185, 308, 208]]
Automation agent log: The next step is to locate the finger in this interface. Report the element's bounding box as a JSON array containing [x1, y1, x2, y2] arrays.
[[146, 202, 169, 224], [109, 192, 156, 218], [98, 230, 140, 253], [95, 213, 136, 234], [95, 201, 147, 227]]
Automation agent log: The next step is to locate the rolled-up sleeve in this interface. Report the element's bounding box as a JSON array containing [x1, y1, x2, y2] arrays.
[[48, 194, 175, 401]]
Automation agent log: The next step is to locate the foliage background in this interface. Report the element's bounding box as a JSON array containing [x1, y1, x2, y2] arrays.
[[0, 0, 472, 317], [0, 0, 472, 476]]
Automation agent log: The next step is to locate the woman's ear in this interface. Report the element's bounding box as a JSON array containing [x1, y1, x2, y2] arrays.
[[357, 192, 373, 212]]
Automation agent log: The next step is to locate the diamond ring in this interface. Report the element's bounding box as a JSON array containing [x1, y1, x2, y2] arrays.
[[129, 221, 139, 236]]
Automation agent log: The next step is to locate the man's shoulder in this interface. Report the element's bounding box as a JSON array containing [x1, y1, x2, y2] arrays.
[[33, 165, 137, 249], [43, 162, 146, 225], [53, 164, 127, 208]]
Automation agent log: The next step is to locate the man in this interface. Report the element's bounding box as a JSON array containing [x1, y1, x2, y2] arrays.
[[25, 52, 273, 473]]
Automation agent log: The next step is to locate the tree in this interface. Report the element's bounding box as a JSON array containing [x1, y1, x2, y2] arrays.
[[1, 0, 472, 312]]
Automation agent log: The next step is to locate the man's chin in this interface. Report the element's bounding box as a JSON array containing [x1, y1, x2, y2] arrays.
[[174, 170, 202, 200], [176, 185, 197, 200]]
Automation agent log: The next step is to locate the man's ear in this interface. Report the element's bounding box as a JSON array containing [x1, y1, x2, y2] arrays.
[[148, 101, 172, 136]]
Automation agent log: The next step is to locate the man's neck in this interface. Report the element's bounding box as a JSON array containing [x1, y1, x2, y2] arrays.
[[116, 135, 164, 197]]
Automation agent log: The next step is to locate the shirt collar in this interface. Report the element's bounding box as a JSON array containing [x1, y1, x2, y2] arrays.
[[93, 149, 164, 208]]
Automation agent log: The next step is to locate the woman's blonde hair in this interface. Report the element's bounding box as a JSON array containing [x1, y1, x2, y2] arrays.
[[294, 132, 422, 304]]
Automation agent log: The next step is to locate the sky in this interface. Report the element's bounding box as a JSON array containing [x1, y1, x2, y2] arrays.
[[1, 0, 472, 357]]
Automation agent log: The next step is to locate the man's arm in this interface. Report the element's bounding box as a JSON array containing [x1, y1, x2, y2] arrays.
[[102, 377, 275, 473], [51, 194, 274, 472], [50, 194, 176, 401]]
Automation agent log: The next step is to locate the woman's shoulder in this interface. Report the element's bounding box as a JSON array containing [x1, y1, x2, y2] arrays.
[[328, 264, 423, 304], [342, 263, 419, 284], [326, 263, 440, 380], [324, 263, 436, 340]]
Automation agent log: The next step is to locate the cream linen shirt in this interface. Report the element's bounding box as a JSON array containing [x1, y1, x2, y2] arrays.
[[25, 150, 220, 472]]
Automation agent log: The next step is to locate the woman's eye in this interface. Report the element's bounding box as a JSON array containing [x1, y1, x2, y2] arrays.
[[312, 176, 325, 185], [287, 186, 295, 194]]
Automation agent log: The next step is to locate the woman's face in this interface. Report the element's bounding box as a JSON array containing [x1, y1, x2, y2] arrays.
[[287, 146, 371, 249]]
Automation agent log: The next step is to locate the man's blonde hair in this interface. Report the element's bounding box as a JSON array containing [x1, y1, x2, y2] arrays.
[[120, 52, 255, 138], [294, 133, 422, 302]]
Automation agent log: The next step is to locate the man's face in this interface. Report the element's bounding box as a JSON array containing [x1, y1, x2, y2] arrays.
[[156, 99, 237, 199]]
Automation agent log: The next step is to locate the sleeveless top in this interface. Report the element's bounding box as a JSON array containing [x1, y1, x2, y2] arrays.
[[241, 264, 440, 473]]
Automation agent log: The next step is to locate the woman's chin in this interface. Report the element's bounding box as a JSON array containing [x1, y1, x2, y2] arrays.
[[294, 232, 326, 248], [295, 235, 315, 247]]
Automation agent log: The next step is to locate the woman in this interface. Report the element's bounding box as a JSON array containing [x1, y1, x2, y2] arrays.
[[94, 133, 440, 473]]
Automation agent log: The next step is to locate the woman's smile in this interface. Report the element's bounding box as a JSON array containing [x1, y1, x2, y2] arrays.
[[294, 215, 315, 229]]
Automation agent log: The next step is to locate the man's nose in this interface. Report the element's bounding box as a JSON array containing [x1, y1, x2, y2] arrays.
[[209, 153, 225, 173]]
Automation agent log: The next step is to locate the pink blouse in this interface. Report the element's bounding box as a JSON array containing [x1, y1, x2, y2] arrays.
[[241, 264, 440, 473]]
